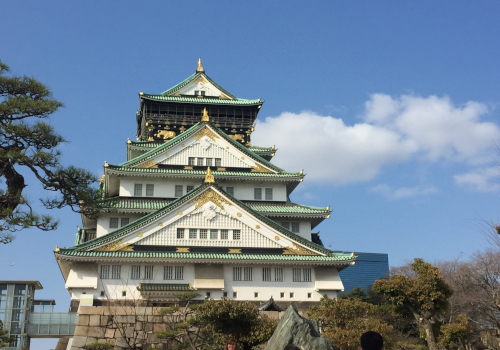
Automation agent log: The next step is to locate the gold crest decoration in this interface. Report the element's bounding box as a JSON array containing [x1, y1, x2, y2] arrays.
[[94, 238, 133, 252], [282, 243, 318, 256], [250, 164, 273, 173], [189, 188, 231, 210], [194, 127, 219, 142]]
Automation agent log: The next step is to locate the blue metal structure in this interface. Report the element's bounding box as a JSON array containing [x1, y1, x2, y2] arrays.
[[336, 252, 389, 294]]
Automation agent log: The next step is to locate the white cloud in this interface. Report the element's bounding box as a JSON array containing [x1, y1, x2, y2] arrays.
[[454, 167, 500, 192], [252, 94, 500, 186], [369, 184, 439, 199]]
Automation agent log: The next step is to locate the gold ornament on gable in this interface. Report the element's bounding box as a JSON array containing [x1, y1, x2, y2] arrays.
[[282, 243, 318, 256], [94, 238, 133, 252], [250, 164, 273, 173], [135, 159, 158, 169], [194, 127, 219, 142], [189, 188, 231, 210]]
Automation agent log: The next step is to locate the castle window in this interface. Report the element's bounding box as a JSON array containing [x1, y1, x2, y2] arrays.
[[254, 188, 262, 200], [293, 268, 302, 282], [265, 188, 273, 200], [164, 266, 173, 280], [290, 292, 294, 298], [146, 184, 154, 196], [303, 268, 312, 282], [275, 268, 284, 282], [215, 158, 221, 166], [109, 218, 119, 228], [221, 230, 228, 240], [280, 292, 284, 298], [244, 267, 252, 281], [175, 185, 183, 197], [187, 185, 194, 192], [254, 292, 259, 298], [291, 222, 300, 233], [308, 293, 312, 299], [197, 158, 204, 166], [188, 157, 195, 166], [281, 222, 290, 230], [120, 218, 129, 227], [233, 292, 237, 298], [189, 229, 197, 239], [233, 267, 242, 281], [210, 229, 218, 239], [131, 265, 141, 280], [134, 184, 143, 196], [293, 268, 312, 282], [206, 158, 213, 166], [233, 230, 241, 240], [206, 292, 211, 298], [122, 291, 126, 297], [100, 265, 110, 279], [226, 187, 234, 196], [201, 91, 206, 96], [144, 266, 153, 279], [177, 228, 185, 239], [194, 90, 199, 96], [200, 229, 208, 239], [175, 266, 183, 280], [111, 265, 121, 279], [223, 292, 228, 298], [100, 291, 105, 297], [262, 268, 271, 281]]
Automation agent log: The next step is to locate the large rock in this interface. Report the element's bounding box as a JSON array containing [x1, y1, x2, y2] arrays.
[[264, 305, 338, 350]]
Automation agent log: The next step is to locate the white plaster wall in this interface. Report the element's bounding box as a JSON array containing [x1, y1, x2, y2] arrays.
[[96, 213, 144, 237], [218, 181, 287, 202], [270, 219, 312, 240], [65, 263, 98, 289]]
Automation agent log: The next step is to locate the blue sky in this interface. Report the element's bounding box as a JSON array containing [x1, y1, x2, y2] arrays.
[[2, 2, 500, 348]]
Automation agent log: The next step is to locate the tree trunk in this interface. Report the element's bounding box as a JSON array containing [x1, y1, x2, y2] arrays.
[[422, 321, 438, 350]]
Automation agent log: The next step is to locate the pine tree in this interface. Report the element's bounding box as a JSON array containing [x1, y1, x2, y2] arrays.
[[0, 60, 102, 244]]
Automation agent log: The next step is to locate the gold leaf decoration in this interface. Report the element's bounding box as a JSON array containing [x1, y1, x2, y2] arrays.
[[250, 164, 273, 173], [176, 247, 190, 253], [94, 238, 133, 252], [194, 127, 220, 142], [282, 243, 318, 256], [228, 249, 241, 254], [135, 159, 158, 169], [189, 188, 231, 210]]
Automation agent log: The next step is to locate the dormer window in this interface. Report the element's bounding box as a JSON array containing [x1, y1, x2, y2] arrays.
[[194, 90, 206, 97]]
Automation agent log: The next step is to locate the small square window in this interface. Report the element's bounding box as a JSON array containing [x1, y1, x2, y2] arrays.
[[177, 228, 185, 239], [210, 229, 218, 239], [188, 157, 195, 166], [308, 293, 312, 299], [291, 222, 300, 233], [146, 184, 154, 197], [134, 184, 143, 197], [215, 158, 222, 167], [194, 90, 199, 96], [281, 222, 290, 230], [120, 218, 129, 227], [187, 185, 194, 192], [109, 218, 119, 228], [122, 291, 126, 297], [280, 292, 284, 298], [254, 292, 259, 298], [100, 291, 105, 297], [254, 188, 262, 200], [189, 229, 197, 239], [206, 292, 211, 298], [233, 292, 237, 298], [223, 292, 228, 298], [200, 229, 208, 239], [226, 187, 234, 196], [131, 265, 141, 280], [201, 91, 206, 96], [233, 230, 241, 240], [197, 158, 204, 166], [206, 158, 213, 166], [144, 266, 153, 279], [265, 188, 273, 200], [290, 292, 294, 298], [175, 185, 183, 197], [221, 230, 228, 240]]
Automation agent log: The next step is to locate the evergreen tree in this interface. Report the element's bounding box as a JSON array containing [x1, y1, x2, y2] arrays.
[[0, 60, 102, 244]]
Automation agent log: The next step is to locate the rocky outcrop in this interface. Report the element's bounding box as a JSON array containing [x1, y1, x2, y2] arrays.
[[264, 305, 338, 350]]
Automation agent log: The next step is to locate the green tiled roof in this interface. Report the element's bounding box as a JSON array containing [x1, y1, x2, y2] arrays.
[[247, 146, 275, 153], [61, 185, 335, 256], [118, 122, 288, 174], [56, 250, 354, 262], [102, 197, 329, 215], [129, 141, 162, 149], [106, 165, 301, 178], [142, 94, 261, 106], [137, 283, 192, 291]]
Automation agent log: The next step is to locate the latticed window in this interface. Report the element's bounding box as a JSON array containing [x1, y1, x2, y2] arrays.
[[244, 267, 252, 281], [291, 222, 300, 233], [197, 158, 204, 166], [100, 265, 110, 279], [226, 187, 234, 196], [200, 229, 208, 239], [120, 218, 129, 227], [233, 230, 241, 240], [275, 268, 284, 282], [111, 265, 121, 279], [146, 184, 154, 196], [233, 267, 242, 281], [210, 229, 218, 239], [215, 158, 221, 166], [188, 157, 195, 166], [206, 158, 213, 166], [177, 228, 185, 239], [175, 185, 183, 197], [221, 230, 228, 240], [175, 266, 183, 280], [262, 268, 271, 281], [144, 266, 153, 279], [293, 268, 302, 282], [187, 185, 194, 192], [134, 184, 142, 196], [109, 218, 119, 228], [281, 222, 290, 230], [254, 188, 262, 200], [303, 268, 312, 282], [189, 229, 197, 239], [164, 266, 173, 280], [265, 188, 273, 200], [131, 265, 141, 280]]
